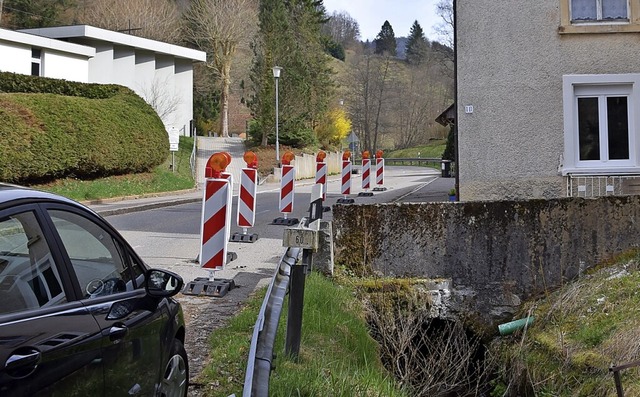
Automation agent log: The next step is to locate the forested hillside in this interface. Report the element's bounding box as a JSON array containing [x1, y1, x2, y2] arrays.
[[0, 0, 454, 155]]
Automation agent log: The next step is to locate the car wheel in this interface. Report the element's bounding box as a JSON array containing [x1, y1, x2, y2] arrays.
[[159, 339, 189, 397]]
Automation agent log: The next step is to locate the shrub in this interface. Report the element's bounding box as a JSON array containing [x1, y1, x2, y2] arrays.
[[0, 71, 124, 99], [0, 72, 168, 183]]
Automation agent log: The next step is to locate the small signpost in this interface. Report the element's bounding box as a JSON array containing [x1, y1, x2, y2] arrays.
[[168, 127, 180, 173]]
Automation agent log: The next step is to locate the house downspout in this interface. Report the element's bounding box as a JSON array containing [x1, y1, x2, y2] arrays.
[[453, 0, 460, 201]]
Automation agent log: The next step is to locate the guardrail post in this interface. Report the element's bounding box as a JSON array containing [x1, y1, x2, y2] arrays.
[[283, 184, 323, 360], [285, 250, 308, 360]]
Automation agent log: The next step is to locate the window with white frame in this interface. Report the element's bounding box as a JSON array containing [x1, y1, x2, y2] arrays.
[[562, 74, 639, 175], [571, 0, 628, 21], [560, 0, 640, 33]]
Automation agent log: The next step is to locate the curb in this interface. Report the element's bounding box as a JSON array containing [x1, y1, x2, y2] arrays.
[[81, 188, 197, 206], [93, 196, 202, 217]]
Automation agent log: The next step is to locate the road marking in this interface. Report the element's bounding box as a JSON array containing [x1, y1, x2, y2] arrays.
[[392, 177, 437, 203]]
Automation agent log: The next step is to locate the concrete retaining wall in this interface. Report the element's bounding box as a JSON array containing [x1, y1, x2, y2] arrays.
[[333, 196, 640, 329], [293, 152, 341, 180]]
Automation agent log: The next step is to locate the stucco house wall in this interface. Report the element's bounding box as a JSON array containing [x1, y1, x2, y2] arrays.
[[0, 29, 94, 82], [457, 1, 640, 200], [22, 25, 206, 136]]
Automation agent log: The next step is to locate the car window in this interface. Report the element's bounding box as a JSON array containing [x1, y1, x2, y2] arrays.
[[0, 211, 67, 315], [48, 210, 134, 298]]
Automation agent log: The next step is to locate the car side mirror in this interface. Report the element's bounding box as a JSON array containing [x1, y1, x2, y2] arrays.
[[145, 269, 184, 298]]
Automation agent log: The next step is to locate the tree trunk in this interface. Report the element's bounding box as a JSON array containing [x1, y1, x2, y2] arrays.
[[219, 62, 231, 138]]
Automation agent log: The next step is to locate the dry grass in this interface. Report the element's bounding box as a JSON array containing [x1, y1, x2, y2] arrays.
[[491, 255, 640, 396]]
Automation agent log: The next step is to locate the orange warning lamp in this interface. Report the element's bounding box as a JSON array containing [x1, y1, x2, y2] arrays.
[[207, 152, 230, 178], [362, 150, 370, 159], [342, 150, 351, 161], [222, 151, 232, 166], [243, 151, 258, 169], [376, 150, 383, 158], [281, 151, 295, 166], [316, 150, 326, 163]]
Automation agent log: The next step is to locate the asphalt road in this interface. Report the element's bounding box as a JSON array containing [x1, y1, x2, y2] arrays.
[[104, 166, 454, 281]]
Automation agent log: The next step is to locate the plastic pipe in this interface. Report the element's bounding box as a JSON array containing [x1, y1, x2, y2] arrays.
[[498, 316, 534, 336]]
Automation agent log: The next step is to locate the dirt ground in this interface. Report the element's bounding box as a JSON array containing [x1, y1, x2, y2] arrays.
[[178, 294, 243, 396]]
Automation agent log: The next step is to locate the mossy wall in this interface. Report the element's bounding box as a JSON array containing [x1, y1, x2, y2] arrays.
[[332, 196, 640, 327]]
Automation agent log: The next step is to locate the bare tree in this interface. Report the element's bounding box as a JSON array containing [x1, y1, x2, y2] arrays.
[[322, 11, 360, 49], [137, 74, 181, 127], [435, 0, 454, 50], [79, 0, 182, 43], [184, 0, 258, 138], [347, 53, 393, 153], [434, 0, 454, 78]]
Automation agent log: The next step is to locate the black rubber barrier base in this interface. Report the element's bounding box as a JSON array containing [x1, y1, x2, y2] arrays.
[[182, 277, 236, 297], [337, 198, 355, 204], [230, 232, 259, 243], [372, 187, 387, 192], [272, 217, 299, 226], [358, 192, 374, 197]]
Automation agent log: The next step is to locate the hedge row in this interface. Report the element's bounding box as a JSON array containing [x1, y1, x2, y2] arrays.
[[0, 71, 124, 99], [0, 92, 167, 183]]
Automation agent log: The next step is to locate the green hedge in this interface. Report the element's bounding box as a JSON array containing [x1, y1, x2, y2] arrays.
[[0, 74, 168, 183], [0, 71, 124, 99]]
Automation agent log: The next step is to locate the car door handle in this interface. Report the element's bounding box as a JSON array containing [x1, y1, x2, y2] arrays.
[[109, 324, 128, 341], [6, 349, 40, 375]]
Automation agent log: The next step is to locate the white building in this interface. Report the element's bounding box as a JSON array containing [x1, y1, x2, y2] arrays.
[[0, 28, 94, 82], [19, 25, 206, 136]]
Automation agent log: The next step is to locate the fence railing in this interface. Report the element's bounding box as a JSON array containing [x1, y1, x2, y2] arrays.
[[610, 360, 640, 397], [190, 134, 197, 182], [383, 157, 443, 167], [243, 247, 302, 397]]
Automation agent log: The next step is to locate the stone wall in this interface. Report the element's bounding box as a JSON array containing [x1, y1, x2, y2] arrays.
[[332, 196, 640, 330]]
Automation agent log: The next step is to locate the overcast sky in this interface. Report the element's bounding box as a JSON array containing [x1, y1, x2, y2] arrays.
[[322, 0, 442, 42]]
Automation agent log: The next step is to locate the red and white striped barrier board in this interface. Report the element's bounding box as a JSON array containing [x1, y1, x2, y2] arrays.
[[237, 168, 257, 228], [200, 178, 231, 270], [362, 158, 371, 190], [376, 158, 384, 186], [315, 162, 327, 200], [221, 172, 233, 244], [341, 160, 351, 196], [279, 164, 295, 214]]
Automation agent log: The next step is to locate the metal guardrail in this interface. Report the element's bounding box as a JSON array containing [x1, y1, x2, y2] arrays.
[[383, 157, 442, 167], [243, 246, 302, 397]]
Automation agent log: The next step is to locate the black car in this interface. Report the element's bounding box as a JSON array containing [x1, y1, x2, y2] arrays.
[[0, 184, 188, 396]]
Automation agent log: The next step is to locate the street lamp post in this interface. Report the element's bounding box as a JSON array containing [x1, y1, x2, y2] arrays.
[[272, 66, 282, 165]]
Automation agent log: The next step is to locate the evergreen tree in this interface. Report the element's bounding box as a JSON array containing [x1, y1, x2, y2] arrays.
[[374, 20, 396, 56], [405, 20, 429, 65], [442, 124, 456, 161], [249, 0, 334, 147]]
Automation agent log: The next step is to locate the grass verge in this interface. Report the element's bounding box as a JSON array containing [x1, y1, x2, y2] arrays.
[[385, 140, 446, 159], [30, 136, 195, 201], [196, 272, 405, 396], [491, 249, 640, 396]]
